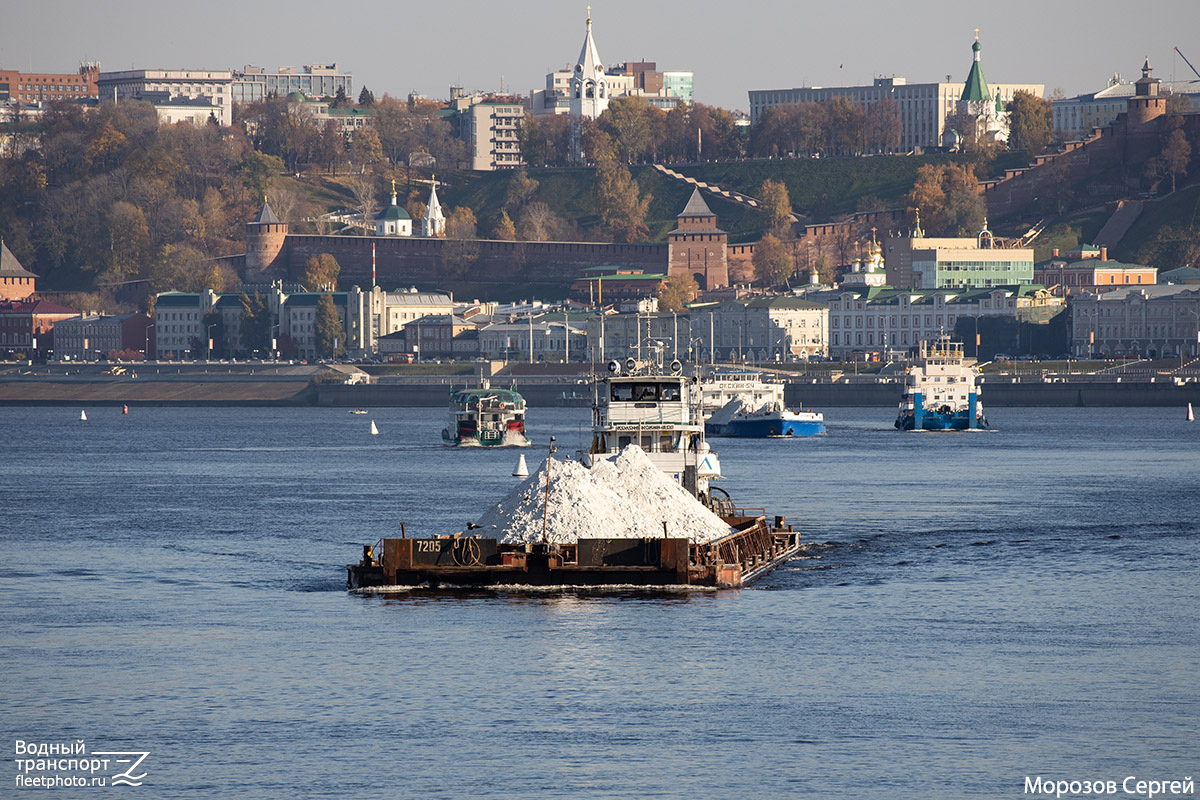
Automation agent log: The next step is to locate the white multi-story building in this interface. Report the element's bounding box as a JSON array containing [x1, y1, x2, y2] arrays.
[[1052, 71, 1200, 140], [97, 69, 235, 125], [825, 285, 1060, 359], [230, 64, 354, 104], [466, 102, 524, 170], [700, 297, 829, 362], [1071, 285, 1200, 359], [884, 225, 1035, 291], [479, 318, 585, 362]]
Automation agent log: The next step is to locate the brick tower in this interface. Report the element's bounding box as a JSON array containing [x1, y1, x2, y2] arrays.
[[244, 203, 288, 281], [668, 188, 728, 290], [1127, 58, 1166, 127]]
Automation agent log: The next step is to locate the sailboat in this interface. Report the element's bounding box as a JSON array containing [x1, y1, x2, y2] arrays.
[[1188, 402, 1195, 422], [79, 410, 87, 422], [370, 420, 379, 436]]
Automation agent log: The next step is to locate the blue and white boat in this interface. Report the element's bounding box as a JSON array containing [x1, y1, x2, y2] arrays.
[[706, 398, 826, 437], [895, 336, 988, 431], [698, 370, 826, 437]]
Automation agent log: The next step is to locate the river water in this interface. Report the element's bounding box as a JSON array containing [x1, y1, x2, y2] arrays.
[[1, 405, 1196, 799]]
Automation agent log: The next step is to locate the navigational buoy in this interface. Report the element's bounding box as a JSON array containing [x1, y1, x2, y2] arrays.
[[122, 404, 129, 415], [512, 453, 529, 477], [79, 410, 87, 422], [370, 420, 380, 436], [1188, 402, 1195, 422]]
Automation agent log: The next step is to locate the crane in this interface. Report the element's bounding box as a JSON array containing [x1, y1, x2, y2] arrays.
[[1175, 46, 1200, 80]]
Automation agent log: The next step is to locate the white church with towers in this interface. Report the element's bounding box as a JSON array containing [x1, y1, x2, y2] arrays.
[[528, 8, 694, 163]]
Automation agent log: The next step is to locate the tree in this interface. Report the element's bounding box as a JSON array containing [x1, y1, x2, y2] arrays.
[[99, 201, 150, 284], [518, 113, 570, 168], [503, 169, 539, 210], [315, 119, 345, 176], [358, 86, 375, 107], [865, 98, 903, 153], [1007, 91, 1053, 156], [348, 128, 382, 175], [332, 86, 349, 108], [1161, 127, 1191, 193], [599, 96, 664, 163], [903, 163, 985, 237], [349, 175, 378, 229], [237, 151, 284, 205], [1165, 93, 1191, 114], [753, 233, 794, 287], [758, 179, 793, 235], [315, 294, 345, 357], [656, 275, 699, 311], [148, 243, 206, 293], [517, 202, 567, 241], [492, 210, 517, 240], [239, 292, 273, 355], [593, 159, 652, 242], [445, 206, 478, 239], [301, 253, 341, 291]]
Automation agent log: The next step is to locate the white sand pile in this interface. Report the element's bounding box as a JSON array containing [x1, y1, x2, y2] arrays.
[[473, 445, 732, 545]]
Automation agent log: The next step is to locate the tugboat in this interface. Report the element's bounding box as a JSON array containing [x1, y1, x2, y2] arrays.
[[588, 356, 726, 509], [442, 380, 530, 446], [895, 336, 988, 431]]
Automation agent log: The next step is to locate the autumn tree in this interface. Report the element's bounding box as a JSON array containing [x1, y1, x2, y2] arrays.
[[517, 202, 568, 241], [593, 159, 652, 242], [492, 211, 517, 240], [349, 128, 383, 175], [865, 98, 903, 153], [503, 169, 539, 210], [302, 253, 341, 291], [903, 163, 985, 237], [519, 113, 570, 167], [599, 96, 665, 163], [1161, 127, 1192, 193], [315, 294, 346, 357], [445, 207, 478, 239], [753, 233, 794, 287], [656, 275, 699, 311], [758, 179, 793, 235], [349, 175, 378, 228], [1007, 91, 1053, 156]]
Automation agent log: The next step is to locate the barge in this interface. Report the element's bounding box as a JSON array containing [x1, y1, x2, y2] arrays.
[[348, 513, 802, 591]]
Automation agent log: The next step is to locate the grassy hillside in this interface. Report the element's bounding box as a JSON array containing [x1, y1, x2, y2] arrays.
[[425, 154, 970, 245], [666, 154, 959, 219], [1031, 210, 1109, 263], [1116, 184, 1200, 268]]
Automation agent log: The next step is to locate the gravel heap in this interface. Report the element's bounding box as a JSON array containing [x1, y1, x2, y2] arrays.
[[474, 445, 732, 545]]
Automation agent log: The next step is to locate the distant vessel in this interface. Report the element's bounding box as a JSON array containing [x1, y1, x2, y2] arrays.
[[79, 410, 87, 422], [895, 336, 988, 431], [349, 409, 367, 415], [370, 420, 379, 436], [698, 370, 825, 437], [1188, 402, 1194, 422], [442, 381, 530, 447], [588, 358, 725, 507]]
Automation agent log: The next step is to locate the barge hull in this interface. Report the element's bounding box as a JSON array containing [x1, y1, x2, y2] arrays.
[[348, 516, 800, 591]]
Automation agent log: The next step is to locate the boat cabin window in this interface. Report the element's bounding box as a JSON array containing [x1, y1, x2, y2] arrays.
[[610, 382, 682, 402], [618, 435, 632, 449]]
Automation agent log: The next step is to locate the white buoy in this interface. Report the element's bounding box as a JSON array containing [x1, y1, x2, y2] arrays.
[[79, 410, 87, 421], [370, 420, 379, 436], [512, 453, 529, 477], [1188, 402, 1195, 422]]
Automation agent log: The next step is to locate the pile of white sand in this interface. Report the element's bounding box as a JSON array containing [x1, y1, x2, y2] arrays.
[[474, 445, 732, 545]]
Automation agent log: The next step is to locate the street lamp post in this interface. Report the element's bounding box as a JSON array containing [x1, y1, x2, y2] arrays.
[[144, 324, 155, 361]]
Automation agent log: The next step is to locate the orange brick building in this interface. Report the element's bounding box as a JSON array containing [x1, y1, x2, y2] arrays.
[[0, 63, 99, 104]]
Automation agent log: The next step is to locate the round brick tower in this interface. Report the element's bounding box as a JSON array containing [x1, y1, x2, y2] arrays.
[[1127, 58, 1166, 127], [244, 203, 288, 281]]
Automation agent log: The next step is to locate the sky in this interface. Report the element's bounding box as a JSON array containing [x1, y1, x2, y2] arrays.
[[4, 0, 1200, 111]]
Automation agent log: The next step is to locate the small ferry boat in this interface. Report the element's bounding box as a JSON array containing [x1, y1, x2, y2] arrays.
[[895, 336, 988, 431], [697, 369, 825, 437], [441, 380, 530, 447], [588, 357, 724, 507]]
